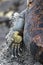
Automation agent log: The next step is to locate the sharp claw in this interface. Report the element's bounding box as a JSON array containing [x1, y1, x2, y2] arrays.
[[11, 55, 14, 58], [18, 53, 21, 56], [15, 55, 17, 58], [20, 48, 22, 51]]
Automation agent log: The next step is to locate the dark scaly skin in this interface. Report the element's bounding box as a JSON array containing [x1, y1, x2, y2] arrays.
[[23, 0, 43, 50], [23, 0, 43, 64]]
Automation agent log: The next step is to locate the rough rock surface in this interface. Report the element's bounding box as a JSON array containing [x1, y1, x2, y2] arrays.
[[0, 41, 42, 65]]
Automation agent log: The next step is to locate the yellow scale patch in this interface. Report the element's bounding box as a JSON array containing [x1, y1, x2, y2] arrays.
[[0, 12, 4, 17], [5, 11, 14, 19]]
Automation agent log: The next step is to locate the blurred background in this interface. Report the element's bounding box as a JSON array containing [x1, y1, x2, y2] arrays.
[[0, 0, 27, 47]]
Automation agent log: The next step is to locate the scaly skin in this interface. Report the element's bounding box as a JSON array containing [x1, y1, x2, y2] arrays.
[[23, 0, 43, 64]]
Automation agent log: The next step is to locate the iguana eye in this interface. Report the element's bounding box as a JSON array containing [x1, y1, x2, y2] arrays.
[[29, 2, 33, 4]]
